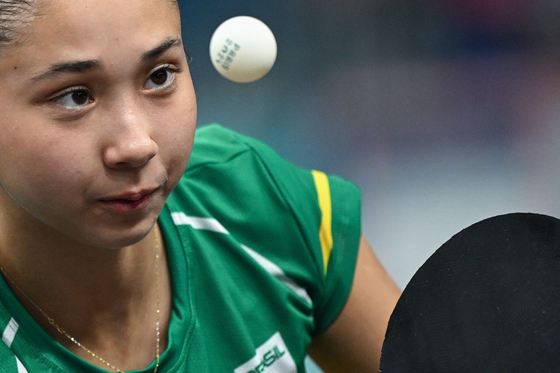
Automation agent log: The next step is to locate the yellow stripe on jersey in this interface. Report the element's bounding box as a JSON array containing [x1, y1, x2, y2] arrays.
[[311, 170, 333, 275]]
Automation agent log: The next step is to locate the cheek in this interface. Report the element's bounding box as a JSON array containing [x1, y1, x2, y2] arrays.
[[0, 131, 95, 211], [157, 87, 197, 185], [160, 117, 196, 187]]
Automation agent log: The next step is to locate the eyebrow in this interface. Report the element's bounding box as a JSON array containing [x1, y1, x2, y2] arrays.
[[141, 38, 183, 61], [30, 38, 183, 83], [31, 60, 101, 83]]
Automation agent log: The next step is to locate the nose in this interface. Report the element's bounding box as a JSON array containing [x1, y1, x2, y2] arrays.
[[102, 106, 158, 169]]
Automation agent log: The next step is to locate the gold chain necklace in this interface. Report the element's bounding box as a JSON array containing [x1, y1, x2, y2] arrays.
[[0, 232, 161, 373]]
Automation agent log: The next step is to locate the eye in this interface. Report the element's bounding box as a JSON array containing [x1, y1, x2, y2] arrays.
[[51, 88, 93, 109], [144, 65, 177, 90]]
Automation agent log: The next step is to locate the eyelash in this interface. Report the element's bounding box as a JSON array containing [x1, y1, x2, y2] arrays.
[[48, 86, 93, 109], [144, 64, 180, 92]]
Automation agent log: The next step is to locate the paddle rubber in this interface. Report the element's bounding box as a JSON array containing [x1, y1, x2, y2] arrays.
[[380, 213, 560, 372]]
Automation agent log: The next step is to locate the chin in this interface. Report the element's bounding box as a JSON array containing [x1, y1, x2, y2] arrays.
[[83, 216, 159, 250]]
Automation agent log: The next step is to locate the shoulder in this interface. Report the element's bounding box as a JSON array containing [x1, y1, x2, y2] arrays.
[[186, 124, 253, 169], [173, 125, 361, 240], [186, 124, 275, 171], [176, 124, 325, 227], [170, 124, 325, 242], [184, 124, 361, 213]]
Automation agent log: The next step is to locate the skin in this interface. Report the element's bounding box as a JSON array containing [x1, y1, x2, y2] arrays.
[[309, 237, 401, 372], [0, 0, 194, 369], [0, 0, 400, 371]]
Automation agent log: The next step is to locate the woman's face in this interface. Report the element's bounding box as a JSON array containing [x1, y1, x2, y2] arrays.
[[0, 0, 196, 249]]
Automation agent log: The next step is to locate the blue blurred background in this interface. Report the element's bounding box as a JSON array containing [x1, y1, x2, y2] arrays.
[[179, 1, 560, 371]]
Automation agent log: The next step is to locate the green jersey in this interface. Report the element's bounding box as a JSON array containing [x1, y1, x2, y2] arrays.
[[0, 125, 361, 372]]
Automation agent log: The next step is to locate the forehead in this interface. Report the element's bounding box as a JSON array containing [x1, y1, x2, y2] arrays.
[[0, 0, 181, 71], [41, 0, 178, 23], [42, 0, 180, 42]]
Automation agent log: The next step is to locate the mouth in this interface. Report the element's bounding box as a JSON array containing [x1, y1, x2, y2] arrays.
[[99, 187, 160, 213]]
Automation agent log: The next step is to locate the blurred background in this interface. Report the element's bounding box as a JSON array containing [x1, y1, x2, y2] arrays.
[[179, 1, 560, 371]]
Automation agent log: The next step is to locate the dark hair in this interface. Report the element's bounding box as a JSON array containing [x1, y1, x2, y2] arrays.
[[0, 0, 36, 50]]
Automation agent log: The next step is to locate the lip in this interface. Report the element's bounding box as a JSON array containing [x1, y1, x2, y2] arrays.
[[99, 187, 159, 213]]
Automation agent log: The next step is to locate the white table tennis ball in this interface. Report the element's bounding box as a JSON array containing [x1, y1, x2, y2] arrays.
[[210, 16, 277, 83]]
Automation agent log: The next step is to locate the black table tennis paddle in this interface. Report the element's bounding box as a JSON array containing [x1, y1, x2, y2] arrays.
[[380, 212, 560, 372]]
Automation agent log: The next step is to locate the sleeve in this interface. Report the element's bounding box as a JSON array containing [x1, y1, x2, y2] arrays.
[[245, 140, 362, 333]]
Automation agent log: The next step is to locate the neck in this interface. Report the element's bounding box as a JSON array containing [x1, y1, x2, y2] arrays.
[[0, 231, 155, 307], [0, 217, 171, 371]]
